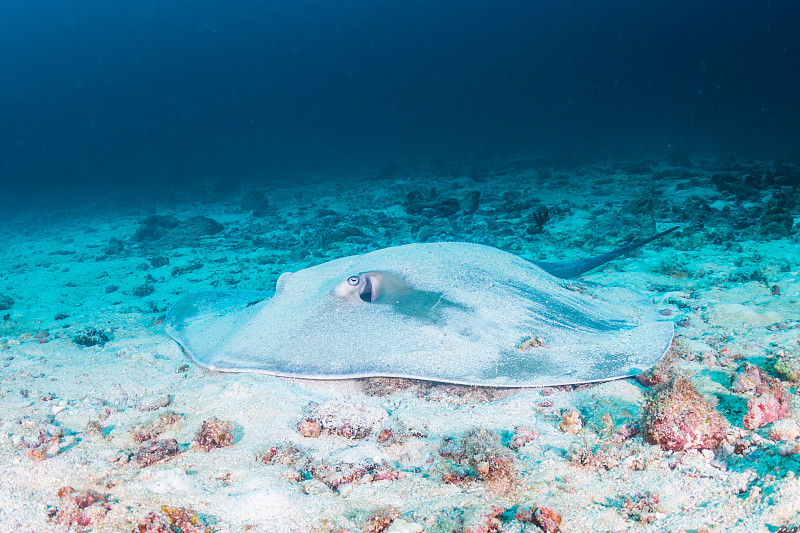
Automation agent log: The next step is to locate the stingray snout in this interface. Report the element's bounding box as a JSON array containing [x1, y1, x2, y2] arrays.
[[333, 272, 383, 303]]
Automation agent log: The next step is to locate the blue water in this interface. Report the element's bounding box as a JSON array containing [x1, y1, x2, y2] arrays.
[[1, 0, 798, 203]]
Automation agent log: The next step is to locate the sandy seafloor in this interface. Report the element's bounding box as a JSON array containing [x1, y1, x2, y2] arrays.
[[1, 157, 799, 532]]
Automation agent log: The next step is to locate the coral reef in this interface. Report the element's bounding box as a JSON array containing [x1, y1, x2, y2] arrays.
[[194, 417, 234, 452], [642, 375, 727, 451]]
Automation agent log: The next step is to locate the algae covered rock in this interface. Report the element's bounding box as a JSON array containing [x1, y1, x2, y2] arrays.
[[774, 351, 800, 382], [642, 375, 727, 451]]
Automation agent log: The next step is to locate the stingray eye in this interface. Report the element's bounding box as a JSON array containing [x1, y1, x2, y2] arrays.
[[347, 275, 360, 286]]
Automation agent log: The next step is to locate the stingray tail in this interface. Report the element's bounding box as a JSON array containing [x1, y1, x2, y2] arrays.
[[535, 226, 679, 279]]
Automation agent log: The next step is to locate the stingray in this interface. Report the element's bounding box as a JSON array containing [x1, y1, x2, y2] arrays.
[[165, 227, 677, 387]]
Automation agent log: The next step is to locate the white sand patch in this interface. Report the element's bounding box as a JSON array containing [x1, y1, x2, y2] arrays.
[[706, 303, 784, 328]]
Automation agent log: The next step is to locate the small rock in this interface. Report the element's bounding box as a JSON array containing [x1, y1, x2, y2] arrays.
[[509, 426, 538, 450], [53, 486, 111, 528], [194, 417, 234, 452], [297, 418, 322, 438], [73, 328, 111, 347], [516, 505, 563, 532], [241, 189, 270, 216], [161, 505, 213, 533], [138, 394, 171, 412], [302, 479, 330, 495], [363, 506, 400, 533], [463, 190, 481, 214], [731, 363, 763, 393], [0, 293, 14, 310], [131, 283, 155, 297], [130, 411, 182, 443], [133, 215, 181, 242], [181, 216, 224, 238], [774, 351, 800, 381], [743, 380, 792, 430], [620, 491, 660, 524], [135, 439, 179, 467], [769, 419, 800, 441], [559, 410, 583, 434]]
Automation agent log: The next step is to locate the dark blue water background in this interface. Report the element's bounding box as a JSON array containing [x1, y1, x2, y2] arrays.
[[1, 0, 798, 203]]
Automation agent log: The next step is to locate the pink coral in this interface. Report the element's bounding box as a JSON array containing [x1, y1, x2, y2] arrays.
[[743, 380, 792, 430], [642, 375, 727, 451]]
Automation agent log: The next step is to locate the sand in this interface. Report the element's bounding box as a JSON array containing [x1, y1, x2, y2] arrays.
[[1, 156, 798, 532]]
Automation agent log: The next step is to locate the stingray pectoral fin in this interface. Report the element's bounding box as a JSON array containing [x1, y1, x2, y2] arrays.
[[165, 290, 270, 369], [165, 241, 675, 387]]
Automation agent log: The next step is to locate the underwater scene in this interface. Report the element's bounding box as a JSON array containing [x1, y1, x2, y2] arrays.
[[1, 1, 799, 532]]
